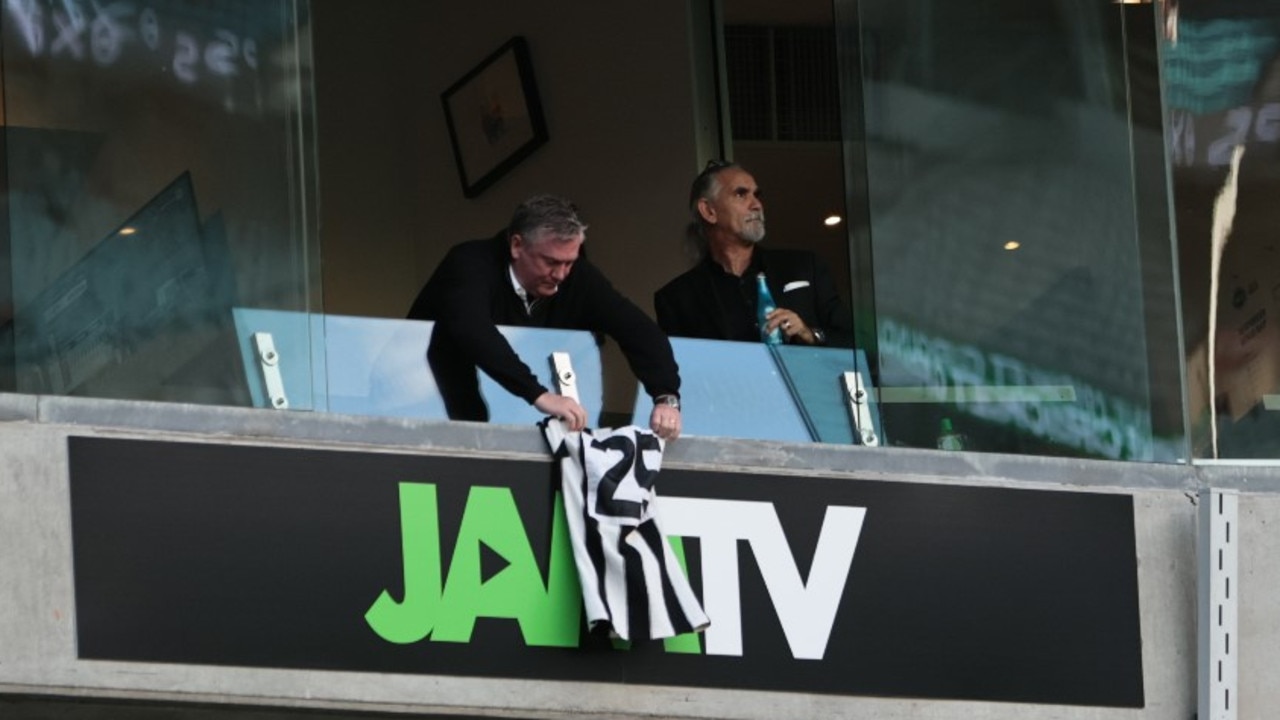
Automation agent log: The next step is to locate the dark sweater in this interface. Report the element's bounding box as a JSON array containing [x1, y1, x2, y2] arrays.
[[654, 247, 853, 347], [408, 232, 680, 421]]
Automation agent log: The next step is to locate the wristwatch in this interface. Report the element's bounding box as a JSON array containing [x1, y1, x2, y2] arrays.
[[655, 394, 681, 411], [811, 327, 827, 345]]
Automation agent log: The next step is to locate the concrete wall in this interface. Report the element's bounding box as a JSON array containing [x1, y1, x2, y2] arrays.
[[3, 391, 1278, 719]]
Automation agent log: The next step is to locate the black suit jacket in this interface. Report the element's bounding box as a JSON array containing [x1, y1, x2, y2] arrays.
[[408, 232, 680, 421], [654, 247, 853, 347]]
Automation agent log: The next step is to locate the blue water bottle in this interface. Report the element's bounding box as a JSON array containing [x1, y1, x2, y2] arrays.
[[755, 272, 783, 345]]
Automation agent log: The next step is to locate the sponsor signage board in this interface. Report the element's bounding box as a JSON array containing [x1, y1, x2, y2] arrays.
[[68, 437, 1143, 707]]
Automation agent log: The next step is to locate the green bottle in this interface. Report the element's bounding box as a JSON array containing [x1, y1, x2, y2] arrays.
[[936, 417, 965, 451]]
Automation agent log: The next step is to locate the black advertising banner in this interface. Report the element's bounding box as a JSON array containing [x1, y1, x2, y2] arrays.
[[67, 437, 1144, 707]]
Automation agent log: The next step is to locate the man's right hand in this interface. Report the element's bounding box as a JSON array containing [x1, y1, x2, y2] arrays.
[[535, 392, 589, 431]]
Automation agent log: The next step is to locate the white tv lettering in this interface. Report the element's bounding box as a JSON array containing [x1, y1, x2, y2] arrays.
[[51, 6, 86, 59], [6, 0, 46, 55], [1209, 107, 1254, 167], [90, 2, 133, 65], [658, 497, 865, 660], [4, 1, 260, 89], [139, 7, 158, 49], [1255, 103, 1280, 143], [173, 30, 198, 83], [90, 3, 133, 66], [242, 36, 258, 70], [1170, 110, 1195, 167], [205, 29, 239, 77]]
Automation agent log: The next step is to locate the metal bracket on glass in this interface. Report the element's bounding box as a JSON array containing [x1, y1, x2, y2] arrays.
[[842, 371, 879, 447], [1199, 489, 1238, 720], [253, 332, 289, 410], [550, 351, 580, 402]]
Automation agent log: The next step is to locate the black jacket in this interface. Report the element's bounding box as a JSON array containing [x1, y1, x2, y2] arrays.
[[654, 247, 853, 347], [408, 232, 680, 421]]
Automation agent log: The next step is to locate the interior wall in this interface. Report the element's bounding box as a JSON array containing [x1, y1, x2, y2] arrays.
[[311, 1, 704, 414], [733, 142, 852, 303]]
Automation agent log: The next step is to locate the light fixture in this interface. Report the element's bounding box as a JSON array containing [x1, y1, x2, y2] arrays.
[[1004, 241, 1021, 251], [119, 227, 137, 236], [823, 215, 842, 227]]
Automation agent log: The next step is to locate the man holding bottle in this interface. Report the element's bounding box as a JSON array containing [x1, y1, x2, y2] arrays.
[[654, 160, 852, 346]]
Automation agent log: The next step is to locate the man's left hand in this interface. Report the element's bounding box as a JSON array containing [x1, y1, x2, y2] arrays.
[[650, 404, 681, 441]]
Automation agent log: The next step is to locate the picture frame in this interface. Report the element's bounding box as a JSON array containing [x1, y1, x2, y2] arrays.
[[441, 36, 549, 199]]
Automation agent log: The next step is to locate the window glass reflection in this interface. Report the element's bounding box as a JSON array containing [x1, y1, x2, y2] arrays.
[[840, 0, 1183, 460], [1163, 0, 1280, 460], [0, 0, 318, 406]]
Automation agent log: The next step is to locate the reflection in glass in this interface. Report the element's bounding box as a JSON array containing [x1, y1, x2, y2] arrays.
[[837, 0, 1185, 460], [0, 1, 319, 406], [1162, 0, 1280, 460]]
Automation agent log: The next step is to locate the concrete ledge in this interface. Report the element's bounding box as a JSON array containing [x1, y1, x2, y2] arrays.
[[33, 394, 550, 458], [11, 390, 1279, 494], [12, 389, 1280, 497], [0, 393, 38, 422]]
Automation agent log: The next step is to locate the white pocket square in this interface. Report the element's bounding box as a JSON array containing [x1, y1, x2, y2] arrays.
[[782, 281, 810, 292]]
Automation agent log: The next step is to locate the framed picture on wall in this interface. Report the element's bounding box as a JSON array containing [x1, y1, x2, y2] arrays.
[[441, 36, 549, 199]]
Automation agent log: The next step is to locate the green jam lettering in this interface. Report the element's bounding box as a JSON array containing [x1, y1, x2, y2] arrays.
[[365, 483, 579, 647], [367, 482, 865, 660]]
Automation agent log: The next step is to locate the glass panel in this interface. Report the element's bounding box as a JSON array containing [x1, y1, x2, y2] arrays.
[[837, 0, 1186, 460], [626, 338, 854, 443], [774, 343, 884, 445], [0, 0, 320, 407], [1161, 1, 1280, 460], [230, 310, 605, 427]]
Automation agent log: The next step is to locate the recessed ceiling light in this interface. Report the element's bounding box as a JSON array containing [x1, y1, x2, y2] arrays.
[[119, 227, 137, 236], [1004, 241, 1021, 251], [823, 215, 842, 227]]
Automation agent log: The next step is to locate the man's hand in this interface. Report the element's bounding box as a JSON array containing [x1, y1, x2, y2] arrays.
[[535, 392, 589, 431], [766, 308, 819, 345], [650, 404, 681, 441]]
